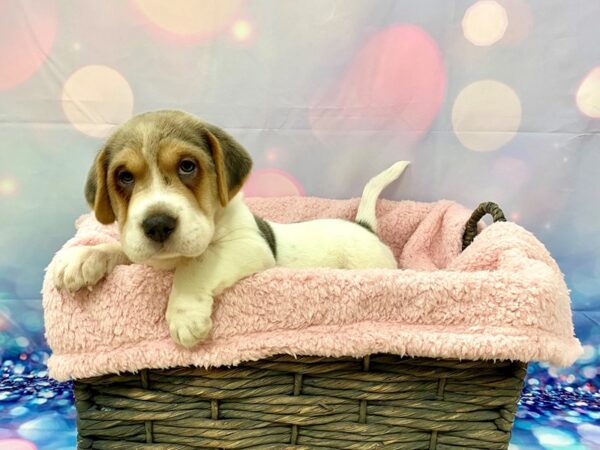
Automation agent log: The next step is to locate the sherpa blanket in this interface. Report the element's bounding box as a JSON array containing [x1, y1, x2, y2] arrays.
[[43, 198, 582, 381]]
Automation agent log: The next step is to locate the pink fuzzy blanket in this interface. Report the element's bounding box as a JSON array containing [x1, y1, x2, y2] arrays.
[[43, 198, 582, 381]]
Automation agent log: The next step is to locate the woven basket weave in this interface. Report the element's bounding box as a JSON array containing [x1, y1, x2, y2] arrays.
[[74, 202, 527, 450]]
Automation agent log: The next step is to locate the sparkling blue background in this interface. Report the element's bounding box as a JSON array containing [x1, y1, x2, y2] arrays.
[[1, 1, 599, 449]]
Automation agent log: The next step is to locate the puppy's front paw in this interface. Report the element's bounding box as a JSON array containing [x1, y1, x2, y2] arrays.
[[52, 246, 116, 293], [166, 300, 213, 348]]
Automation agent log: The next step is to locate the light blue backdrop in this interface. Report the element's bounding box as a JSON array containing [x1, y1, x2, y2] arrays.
[[0, 1, 598, 449]]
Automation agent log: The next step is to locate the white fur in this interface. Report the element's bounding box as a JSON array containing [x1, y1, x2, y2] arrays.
[[52, 243, 130, 293], [121, 168, 214, 266], [356, 160, 410, 233], [55, 160, 409, 348], [270, 220, 396, 269], [166, 195, 275, 347], [270, 160, 409, 269]]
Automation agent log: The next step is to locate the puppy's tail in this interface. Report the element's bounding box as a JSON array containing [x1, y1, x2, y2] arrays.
[[355, 161, 410, 233]]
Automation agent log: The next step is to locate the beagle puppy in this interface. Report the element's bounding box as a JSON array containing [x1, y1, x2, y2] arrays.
[[52, 110, 409, 348]]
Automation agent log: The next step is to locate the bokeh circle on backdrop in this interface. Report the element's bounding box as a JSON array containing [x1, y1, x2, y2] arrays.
[[0, 175, 19, 198], [462, 0, 508, 47], [0, 0, 57, 90], [452, 80, 522, 152], [61, 65, 134, 138], [229, 18, 255, 44], [310, 24, 446, 145], [0, 439, 37, 450], [243, 169, 304, 197], [576, 66, 600, 118], [131, 0, 243, 41]]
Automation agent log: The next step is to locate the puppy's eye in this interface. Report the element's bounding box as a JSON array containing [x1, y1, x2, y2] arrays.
[[117, 170, 134, 186], [178, 159, 197, 176]]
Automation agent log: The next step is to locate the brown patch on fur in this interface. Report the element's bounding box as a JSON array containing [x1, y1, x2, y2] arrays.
[[203, 124, 252, 204], [91, 149, 116, 224], [192, 173, 220, 218], [156, 139, 220, 217], [206, 131, 229, 207], [84, 110, 253, 228], [107, 147, 148, 226]]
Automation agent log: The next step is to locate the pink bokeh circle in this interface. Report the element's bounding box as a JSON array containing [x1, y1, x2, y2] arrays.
[[0, 439, 37, 450], [0, 0, 57, 90], [243, 168, 304, 197], [310, 24, 446, 144]]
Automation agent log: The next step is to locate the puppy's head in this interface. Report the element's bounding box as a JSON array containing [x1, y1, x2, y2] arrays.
[[84, 110, 252, 265]]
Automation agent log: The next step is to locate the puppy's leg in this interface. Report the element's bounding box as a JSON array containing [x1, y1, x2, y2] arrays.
[[52, 242, 131, 292], [167, 237, 274, 348]]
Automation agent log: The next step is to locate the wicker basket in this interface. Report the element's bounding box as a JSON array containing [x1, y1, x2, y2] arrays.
[[74, 202, 527, 450]]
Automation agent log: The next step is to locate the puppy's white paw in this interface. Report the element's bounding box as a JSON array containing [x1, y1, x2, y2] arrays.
[[166, 298, 213, 348], [52, 246, 116, 293]]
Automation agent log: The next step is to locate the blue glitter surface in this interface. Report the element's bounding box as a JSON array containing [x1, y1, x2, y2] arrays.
[[0, 293, 599, 449], [0, 350, 76, 450], [1, 345, 598, 449], [512, 363, 600, 450]]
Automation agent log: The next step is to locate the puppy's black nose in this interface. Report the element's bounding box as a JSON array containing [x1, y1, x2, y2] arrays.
[[142, 214, 177, 243]]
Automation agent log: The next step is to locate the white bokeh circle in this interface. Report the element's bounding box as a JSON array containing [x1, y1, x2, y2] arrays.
[[132, 0, 242, 39], [0, 175, 18, 198], [231, 19, 254, 42], [452, 80, 521, 152], [576, 66, 600, 119], [462, 1, 508, 47], [62, 65, 134, 138]]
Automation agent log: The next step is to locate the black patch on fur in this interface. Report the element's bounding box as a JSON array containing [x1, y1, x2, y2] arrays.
[[355, 219, 375, 234], [254, 215, 277, 259]]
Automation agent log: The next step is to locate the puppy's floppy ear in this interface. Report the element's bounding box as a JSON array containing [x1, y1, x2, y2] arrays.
[[205, 126, 252, 207], [84, 148, 116, 224]]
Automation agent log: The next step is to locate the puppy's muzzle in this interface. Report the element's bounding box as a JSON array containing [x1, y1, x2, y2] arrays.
[[142, 214, 177, 243]]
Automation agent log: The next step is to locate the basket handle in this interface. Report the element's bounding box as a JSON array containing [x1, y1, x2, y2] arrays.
[[462, 202, 507, 250]]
